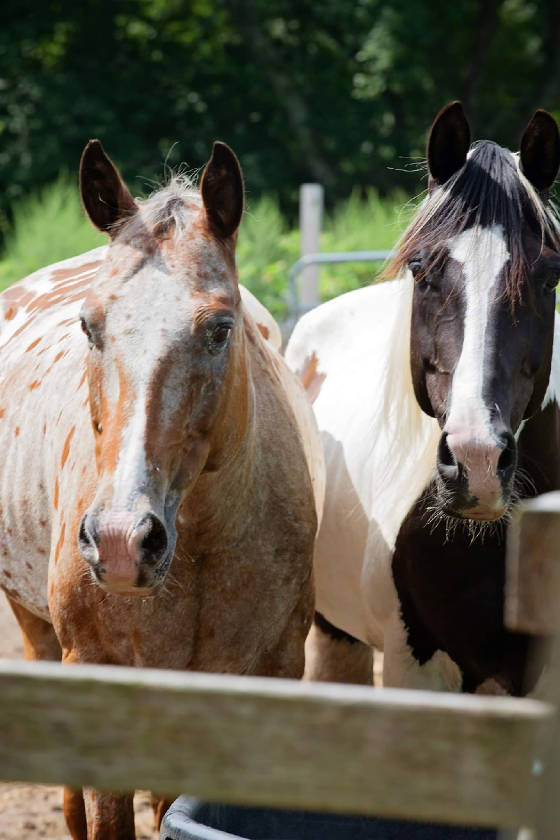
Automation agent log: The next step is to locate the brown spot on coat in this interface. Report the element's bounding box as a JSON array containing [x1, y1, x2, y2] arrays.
[[61, 427, 76, 469], [2, 288, 36, 322], [14, 427, 19, 437], [25, 338, 41, 352], [257, 323, 269, 340], [50, 261, 101, 283], [54, 477, 59, 511], [54, 522, 66, 565], [301, 352, 326, 404], [29, 380, 41, 391]]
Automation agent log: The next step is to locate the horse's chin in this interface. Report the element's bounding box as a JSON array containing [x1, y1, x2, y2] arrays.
[[101, 582, 162, 597], [89, 565, 168, 598], [441, 504, 507, 523], [436, 478, 510, 523]]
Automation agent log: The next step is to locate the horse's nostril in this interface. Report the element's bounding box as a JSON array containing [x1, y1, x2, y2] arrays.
[[137, 514, 168, 564], [437, 432, 460, 481], [78, 514, 99, 562], [78, 518, 89, 548], [497, 432, 516, 480]]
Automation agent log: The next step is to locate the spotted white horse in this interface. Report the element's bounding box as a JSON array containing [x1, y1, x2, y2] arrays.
[[0, 139, 324, 839]]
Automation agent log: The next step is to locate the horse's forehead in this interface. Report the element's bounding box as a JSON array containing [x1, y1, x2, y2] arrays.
[[447, 224, 509, 280], [107, 230, 232, 288], [92, 240, 236, 324]]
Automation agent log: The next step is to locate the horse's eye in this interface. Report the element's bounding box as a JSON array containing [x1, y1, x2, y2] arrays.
[[207, 321, 232, 354], [544, 273, 559, 292], [408, 259, 423, 278], [80, 317, 94, 347]]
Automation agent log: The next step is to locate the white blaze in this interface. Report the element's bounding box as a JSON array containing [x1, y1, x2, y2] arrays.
[[112, 390, 149, 505], [445, 225, 509, 444]]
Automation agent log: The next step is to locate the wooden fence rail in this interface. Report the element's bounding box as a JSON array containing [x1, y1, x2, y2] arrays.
[[1, 491, 560, 836], [0, 659, 551, 830]]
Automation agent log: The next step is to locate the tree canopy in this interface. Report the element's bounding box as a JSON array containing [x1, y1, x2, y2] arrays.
[[1, 0, 559, 223]]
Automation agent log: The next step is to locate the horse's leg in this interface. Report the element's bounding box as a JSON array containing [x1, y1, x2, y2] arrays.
[[382, 611, 462, 691], [304, 611, 374, 685], [83, 790, 135, 840], [8, 599, 88, 838], [58, 646, 136, 840], [6, 598, 89, 837], [63, 789, 88, 840], [151, 794, 173, 830], [7, 596, 61, 661]]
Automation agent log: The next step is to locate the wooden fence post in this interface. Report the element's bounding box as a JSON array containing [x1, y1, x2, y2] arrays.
[[506, 491, 560, 838], [299, 183, 323, 310]]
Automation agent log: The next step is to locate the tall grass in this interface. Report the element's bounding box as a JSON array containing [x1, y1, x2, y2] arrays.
[[0, 177, 105, 291], [0, 179, 411, 317]]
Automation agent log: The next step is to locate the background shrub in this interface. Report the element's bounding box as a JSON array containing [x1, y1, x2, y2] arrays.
[[0, 179, 410, 318]]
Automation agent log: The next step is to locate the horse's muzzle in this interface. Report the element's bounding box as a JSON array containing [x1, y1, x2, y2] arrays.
[[436, 430, 516, 520], [78, 509, 170, 594]]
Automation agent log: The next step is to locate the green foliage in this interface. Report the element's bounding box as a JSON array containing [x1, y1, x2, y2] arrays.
[[320, 190, 409, 299], [238, 189, 409, 319], [237, 196, 299, 319], [0, 178, 408, 317], [2, 0, 559, 228], [0, 177, 104, 291]]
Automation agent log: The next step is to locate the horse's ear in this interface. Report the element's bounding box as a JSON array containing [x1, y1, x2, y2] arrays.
[[79, 140, 138, 235], [520, 110, 560, 192], [200, 141, 244, 240], [427, 101, 471, 185]]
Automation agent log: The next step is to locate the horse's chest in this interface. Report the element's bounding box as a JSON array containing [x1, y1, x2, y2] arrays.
[[53, 532, 311, 672], [391, 498, 534, 694]]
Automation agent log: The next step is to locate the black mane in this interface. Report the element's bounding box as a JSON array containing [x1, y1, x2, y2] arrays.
[[388, 140, 560, 301]]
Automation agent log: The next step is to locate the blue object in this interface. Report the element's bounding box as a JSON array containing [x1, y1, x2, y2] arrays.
[[161, 796, 498, 840]]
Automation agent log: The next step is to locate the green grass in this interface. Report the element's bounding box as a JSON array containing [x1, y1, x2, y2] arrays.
[[0, 177, 105, 291], [0, 179, 410, 318]]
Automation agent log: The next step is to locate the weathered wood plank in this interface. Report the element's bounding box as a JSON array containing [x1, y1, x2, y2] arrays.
[[0, 659, 551, 828], [530, 630, 560, 840], [506, 491, 560, 635]]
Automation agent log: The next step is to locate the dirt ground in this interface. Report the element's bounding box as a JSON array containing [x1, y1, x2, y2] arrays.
[[0, 595, 159, 840]]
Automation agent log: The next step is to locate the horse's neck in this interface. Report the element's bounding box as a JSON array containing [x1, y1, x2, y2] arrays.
[[189, 425, 258, 546], [517, 399, 560, 496]]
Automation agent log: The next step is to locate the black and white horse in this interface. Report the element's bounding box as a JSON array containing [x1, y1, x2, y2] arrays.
[[286, 102, 560, 695]]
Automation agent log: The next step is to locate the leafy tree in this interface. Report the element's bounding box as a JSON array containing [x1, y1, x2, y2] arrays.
[[1, 0, 559, 232]]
